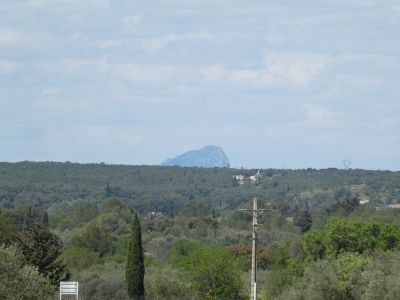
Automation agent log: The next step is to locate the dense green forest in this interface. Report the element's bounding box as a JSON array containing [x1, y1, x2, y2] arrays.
[[1, 162, 400, 299]]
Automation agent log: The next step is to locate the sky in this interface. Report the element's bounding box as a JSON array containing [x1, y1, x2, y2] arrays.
[[0, 0, 399, 170]]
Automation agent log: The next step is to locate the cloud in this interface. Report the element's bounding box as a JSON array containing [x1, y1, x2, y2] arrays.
[[56, 124, 144, 144], [202, 52, 329, 88], [34, 90, 92, 114], [123, 14, 143, 29], [302, 103, 338, 125], [92, 30, 215, 52], [141, 31, 214, 53], [0, 28, 33, 46], [26, 0, 80, 4], [23, 59, 193, 87], [375, 117, 400, 130], [201, 65, 226, 81], [95, 38, 131, 49], [142, 34, 180, 52], [0, 60, 20, 75], [0, 27, 66, 55], [335, 74, 384, 90], [25, 0, 109, 8]]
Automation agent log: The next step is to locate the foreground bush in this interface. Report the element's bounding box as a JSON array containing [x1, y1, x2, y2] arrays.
[[76, 262, 130, 300], [0, 245, 54, 300], [145, 265, 197, 300]]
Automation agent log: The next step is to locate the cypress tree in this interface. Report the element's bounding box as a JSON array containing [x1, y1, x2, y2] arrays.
[[294, 209, 313, 233], [126, 213, 145, 300]]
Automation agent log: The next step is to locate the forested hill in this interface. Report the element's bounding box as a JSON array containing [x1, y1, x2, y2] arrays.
[[1, 161, 400, 299], [0, 161, 399, 214]]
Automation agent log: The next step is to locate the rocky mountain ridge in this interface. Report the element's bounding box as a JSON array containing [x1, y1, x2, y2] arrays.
[[161, 145, 230, 168]]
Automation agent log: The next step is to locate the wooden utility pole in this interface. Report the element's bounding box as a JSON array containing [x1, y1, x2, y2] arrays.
[[239, 197, 271, 300]]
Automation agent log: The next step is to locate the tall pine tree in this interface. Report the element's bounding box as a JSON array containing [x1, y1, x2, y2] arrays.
[[126, 213, 145, 300], [17, 224, 70, 286]]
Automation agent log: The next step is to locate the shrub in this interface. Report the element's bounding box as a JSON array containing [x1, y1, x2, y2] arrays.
[[0, 245, 54, 300]]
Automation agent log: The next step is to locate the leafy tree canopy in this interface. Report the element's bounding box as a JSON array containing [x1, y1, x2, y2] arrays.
[[181, 244, 245, 300]]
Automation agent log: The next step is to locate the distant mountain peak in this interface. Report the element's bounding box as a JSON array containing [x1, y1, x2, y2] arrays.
[[161, 145, 230, 168]]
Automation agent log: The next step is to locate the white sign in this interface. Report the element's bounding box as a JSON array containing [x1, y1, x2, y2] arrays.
[[60, 281, 78, 300]]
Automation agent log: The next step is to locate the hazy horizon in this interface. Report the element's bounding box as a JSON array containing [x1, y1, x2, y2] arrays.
[[1, 0, 399, 170]]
